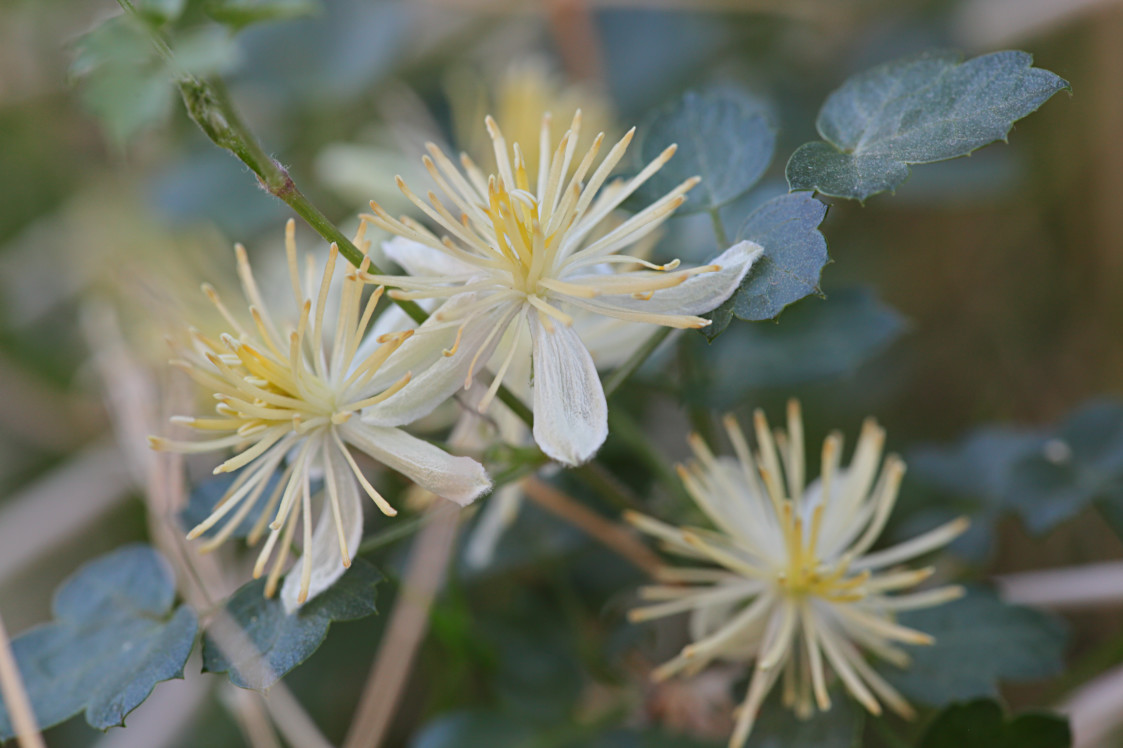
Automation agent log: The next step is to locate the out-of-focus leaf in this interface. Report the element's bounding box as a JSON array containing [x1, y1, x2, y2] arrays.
[[634, 91, 775, 215], [900, 427, 1045, 560], [410, 711, 537, 748], [687, 287, 905, 408], [705, 192, 830, 337], [136, 0, 187, 25], [786, 50, 1069, 201], [205, 0, 321, 31], [745, 693, 862, 748], [202, 560, 381, 690], [70, 15, 238, 145], [885, 587, 1066, 707], [919, 700, 1071, 748], [172, 27, 241, 76], [1006, 400, 1123, 536], [0, 546, 197, 738]]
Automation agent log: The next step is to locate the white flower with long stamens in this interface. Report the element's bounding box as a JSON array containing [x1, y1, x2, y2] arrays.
[[359, 111, 762, 466], [626, 401, 969, 748], [150, 220, 491, 612]]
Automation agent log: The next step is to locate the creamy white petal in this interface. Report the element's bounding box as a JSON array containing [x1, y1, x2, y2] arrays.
[[342, 421, 491, 505], [383, 236, 479, 278], [566, 240, 762, 319], [530, 313, 608, 465], [363, 296, 516, 426], [281, 440, 364, 613]]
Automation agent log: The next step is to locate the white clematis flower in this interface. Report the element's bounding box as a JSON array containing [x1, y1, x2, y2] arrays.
[[359, 111, 762, 465], [627, 401, 969, 748], [150, 221, 491, 612]]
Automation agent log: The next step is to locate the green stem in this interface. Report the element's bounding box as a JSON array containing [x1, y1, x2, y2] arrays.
[[708, 206, 730, 248], [607, 409, 689, 504], [602, 327, 672, 398]]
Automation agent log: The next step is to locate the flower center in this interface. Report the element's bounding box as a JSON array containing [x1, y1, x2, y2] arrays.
[[775, 502, 868, 602]]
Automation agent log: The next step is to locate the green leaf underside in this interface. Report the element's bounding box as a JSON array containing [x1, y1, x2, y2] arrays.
[[202, 559, 382, 690], [884, 587, 1066, 707], [705, 192, 830, 339], [786, 50, 1069, 201], [919, 700, 1071, 748], [0, 545, 198, 738], [689, 286, 904, 406], [635, 90, 776, 214]]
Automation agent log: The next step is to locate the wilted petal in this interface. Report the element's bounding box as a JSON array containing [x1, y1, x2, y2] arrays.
[[343, 421, 491, 505], [530, 314, 608, 465], [281, 441, 363, 613]]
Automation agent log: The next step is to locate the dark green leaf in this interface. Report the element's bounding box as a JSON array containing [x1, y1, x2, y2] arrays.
[[885, 586, 1066, 707], [786, 50, 1069, 201], [1006, 400, 1123, 536], [744, 693, 862, 748], [688, 287, 905, 407], [202, 559, 382, 689], [919, 700, 1071, 748], [204, 0, 321, 31], [0, 545, 197, 738], [635, 91, 776, 214], [901, 427, 1045, 560], [410, 711, 538, 748], [705, 192, 830, 337]]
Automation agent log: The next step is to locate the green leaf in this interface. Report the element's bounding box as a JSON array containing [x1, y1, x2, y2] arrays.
[[705, 192, 831, 337], [411, 711, 538, 748], [744, 694, 862, 748], [635, 90, 776, 215], [786, 50, 1069, 201], [919, 700, 1071, 748], [0, 545, 197, 738], [901, 427, 1045, 560], [687, 287, 904, 407], [202, 559, 382, 689], [884, 586, 1066, 707], [136, 0, 187, 25], [205, 0, 321, 31], [1006, 400, 1123, 536]]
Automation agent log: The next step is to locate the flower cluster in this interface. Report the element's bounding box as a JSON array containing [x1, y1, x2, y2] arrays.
[[153, 112, 756, 609], [627, 401, 969, 747]]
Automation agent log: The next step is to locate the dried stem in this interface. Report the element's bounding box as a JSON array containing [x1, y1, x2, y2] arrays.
[[523, 476, 661, 577], [0, 612, 44, 748], [344, 502, 462, 748]]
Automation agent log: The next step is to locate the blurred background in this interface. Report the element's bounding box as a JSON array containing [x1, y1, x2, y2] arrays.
[[0, 0, 1116, 746]]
